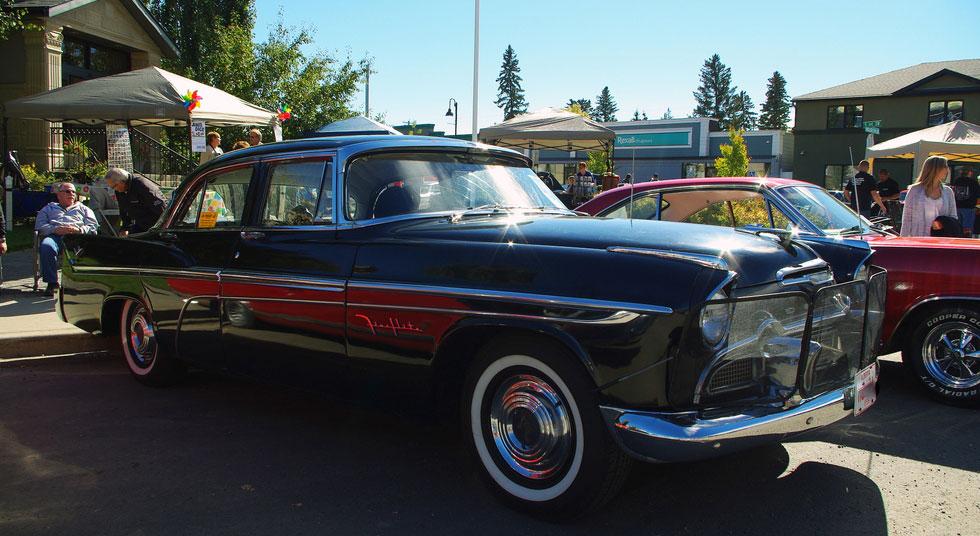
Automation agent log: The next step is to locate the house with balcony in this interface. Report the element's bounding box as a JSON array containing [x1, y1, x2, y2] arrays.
[[792, 59, 980, 189]]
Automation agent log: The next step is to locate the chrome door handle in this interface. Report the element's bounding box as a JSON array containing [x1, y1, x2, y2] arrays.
[[160, 232, 178, 242], [241, 231, 266, 241]]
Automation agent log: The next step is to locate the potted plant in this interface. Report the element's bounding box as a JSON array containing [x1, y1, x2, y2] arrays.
[[63, 136, 90, 169]]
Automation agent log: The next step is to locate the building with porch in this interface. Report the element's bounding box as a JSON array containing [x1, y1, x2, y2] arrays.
[[0, 0, 178, 170], [792, 59, 980, 189]]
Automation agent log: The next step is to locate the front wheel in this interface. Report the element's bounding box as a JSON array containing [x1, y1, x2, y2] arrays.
[[902, 307, 980, 407], [462, 337, 631, 518], [120, 299, 183, 386]]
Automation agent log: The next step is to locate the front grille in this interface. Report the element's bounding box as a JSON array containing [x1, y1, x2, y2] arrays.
[[708, 359, 754, 392], [695, 277, 880, 405]]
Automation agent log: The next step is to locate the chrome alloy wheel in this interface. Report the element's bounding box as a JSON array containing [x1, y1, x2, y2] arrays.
[[922, 321, 980, 390], [488, 373, 573, 481], [127, 304, 157, 370]]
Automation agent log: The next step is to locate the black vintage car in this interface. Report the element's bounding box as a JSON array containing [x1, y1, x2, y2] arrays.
[[59, 136, 886, 517]]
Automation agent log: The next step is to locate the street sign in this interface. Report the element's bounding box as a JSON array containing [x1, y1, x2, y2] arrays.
[[864, 126, 880, 134], [863, 120, 882, 128]]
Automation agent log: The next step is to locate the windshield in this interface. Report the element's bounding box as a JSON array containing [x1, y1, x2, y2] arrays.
[[776, 185, 872, 235], [345, 152, 566, 220]]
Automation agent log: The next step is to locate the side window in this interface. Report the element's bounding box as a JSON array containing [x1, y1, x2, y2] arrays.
[[261, 160, 332, 226], [173, 166, 252, 228], [685, 201, 734, 227], [729, 198, 770, 227], [769, 202, 793, 230], [604, 194, 660, 220]]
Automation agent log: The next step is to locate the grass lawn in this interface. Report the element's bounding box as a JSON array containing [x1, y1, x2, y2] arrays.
[[4, 221, 36, 252]]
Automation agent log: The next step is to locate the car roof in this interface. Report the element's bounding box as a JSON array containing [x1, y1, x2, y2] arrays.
[[212, 135, 520, 158]]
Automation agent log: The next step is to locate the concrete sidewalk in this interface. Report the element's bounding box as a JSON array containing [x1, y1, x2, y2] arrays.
[[0, 249, 113, 359]]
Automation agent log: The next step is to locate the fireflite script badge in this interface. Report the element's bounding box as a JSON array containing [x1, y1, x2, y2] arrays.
[[355, 314, 423, 336]]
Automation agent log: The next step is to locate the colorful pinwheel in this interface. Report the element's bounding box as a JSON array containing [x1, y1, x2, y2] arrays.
[[277, 107, 292, 122], [183, 90, 202, 112]]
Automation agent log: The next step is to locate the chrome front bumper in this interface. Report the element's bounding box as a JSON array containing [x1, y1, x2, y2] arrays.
[[601, 384, 858, 463]]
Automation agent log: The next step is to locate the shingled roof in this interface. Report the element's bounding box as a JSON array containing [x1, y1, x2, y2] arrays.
[[794, 59, 980, 101]]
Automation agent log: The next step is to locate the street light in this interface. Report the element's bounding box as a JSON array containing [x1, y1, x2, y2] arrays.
[[446, 98, 458, 137]]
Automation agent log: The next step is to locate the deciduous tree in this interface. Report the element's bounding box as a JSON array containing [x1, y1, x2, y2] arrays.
[[759, 71, 791, 130], [714, 127, 750, 177], [0, 0, 39, 39], [495, 45, 528, 120], [566, 98, 593, 118], [251, 14, 368, 139]]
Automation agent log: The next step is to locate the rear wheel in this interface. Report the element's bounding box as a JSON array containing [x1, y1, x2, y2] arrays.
[[462, 337, 631, 518], [120, 300, 183, 386], [902, 306, 980, 407]]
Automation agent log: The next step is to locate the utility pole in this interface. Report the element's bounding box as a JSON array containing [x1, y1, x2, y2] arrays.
[[472, 0, 479, 142]]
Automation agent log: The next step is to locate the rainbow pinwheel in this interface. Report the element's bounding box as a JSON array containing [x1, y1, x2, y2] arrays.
[[277, 107, 292, 121], [183, 90, 202, 112]]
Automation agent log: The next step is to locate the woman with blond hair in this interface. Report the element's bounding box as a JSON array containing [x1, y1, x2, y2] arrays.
[[901, 155, 958, 237], [199, 131, 223, 164]]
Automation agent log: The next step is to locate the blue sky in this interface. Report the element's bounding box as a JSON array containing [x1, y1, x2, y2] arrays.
[[254, 0, 979, 135]]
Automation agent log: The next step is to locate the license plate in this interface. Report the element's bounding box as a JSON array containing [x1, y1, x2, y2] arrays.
[[853, 362, 878, 416]]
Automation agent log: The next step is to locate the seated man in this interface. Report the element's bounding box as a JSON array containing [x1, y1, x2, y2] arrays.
[[34, 182, 98, 295]]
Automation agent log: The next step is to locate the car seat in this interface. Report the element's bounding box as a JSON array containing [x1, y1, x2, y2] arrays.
[[372, 182, 417, 218]]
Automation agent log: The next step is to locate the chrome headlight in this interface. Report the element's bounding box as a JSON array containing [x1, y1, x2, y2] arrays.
[[700, 291, 734, 347]]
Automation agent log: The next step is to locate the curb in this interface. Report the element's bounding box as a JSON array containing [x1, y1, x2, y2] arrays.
[[0, 333, 115, 360]]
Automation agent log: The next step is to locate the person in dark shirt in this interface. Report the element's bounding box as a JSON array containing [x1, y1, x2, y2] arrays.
[[871, 168, 900, 217], [952, 168, 980, 236], [104, 168, 168, 235], [843, 160, 886, 217]]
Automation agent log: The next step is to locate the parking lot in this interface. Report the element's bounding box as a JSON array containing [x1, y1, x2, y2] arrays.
[[0, 350, 977, 535]]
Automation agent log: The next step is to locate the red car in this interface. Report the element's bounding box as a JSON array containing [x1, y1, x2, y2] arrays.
[[579, 177, 980, 407]]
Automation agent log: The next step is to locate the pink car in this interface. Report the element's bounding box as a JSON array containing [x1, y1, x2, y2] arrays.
[[579, 177, 980, 407]]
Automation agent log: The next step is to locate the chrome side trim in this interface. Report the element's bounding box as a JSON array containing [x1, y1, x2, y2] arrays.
[[776, 258, 830, 286], [71, 266, 141, 275], [350, 302, 641, 325], [602, 385, 855, 463], [220, 271, 346, 291], [606, 247, 729, 271], [221, 296, 345, 306], [139, 268, 220, 281], [348, 281, 673, 316]]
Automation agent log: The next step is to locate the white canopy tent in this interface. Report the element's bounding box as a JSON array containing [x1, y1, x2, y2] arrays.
[[478, 107, 615, 153], [866, 120, 980, 176], [3, 67, 278, 128]]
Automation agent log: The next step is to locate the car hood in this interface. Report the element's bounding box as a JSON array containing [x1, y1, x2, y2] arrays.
[[386, 214, 819, 288]]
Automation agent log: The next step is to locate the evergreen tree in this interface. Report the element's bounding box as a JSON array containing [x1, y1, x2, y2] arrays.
[[566, 98, 593, 118], [495, 45, 528, 120], [714, 128, 750, 177], [692, 54, 737, 128], [642, 111, 648, 120], [661, 108, 673, 120], [729, 90, 757, 131], [631, 109, 641, 121], [759, 71, 791, 130], [594, 86, 618, 122]]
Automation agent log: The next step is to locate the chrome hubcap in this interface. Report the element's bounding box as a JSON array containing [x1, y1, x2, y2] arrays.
[[128, 307, 157, 369], [923, 322, 980, 390], [488, 373, 572, 480]]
